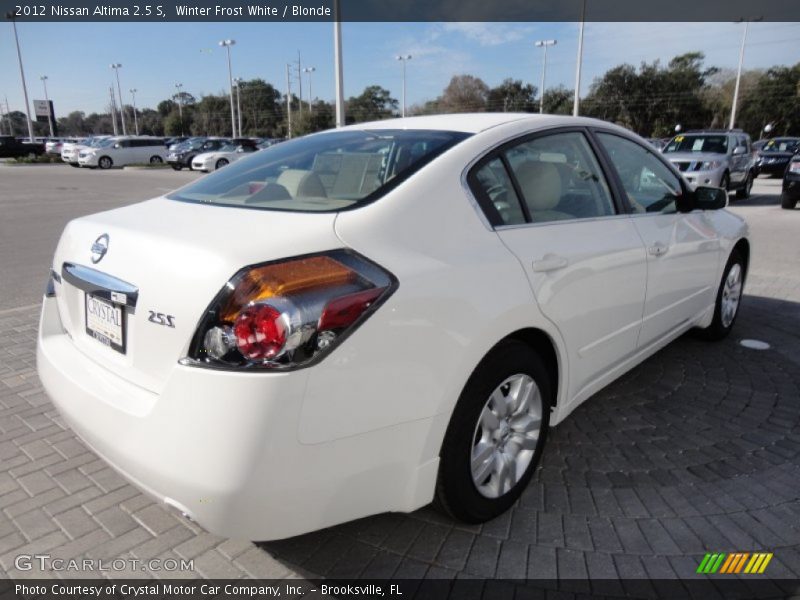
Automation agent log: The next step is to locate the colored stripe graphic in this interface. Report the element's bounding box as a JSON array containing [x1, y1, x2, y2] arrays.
[[700, 552, 773, 574]]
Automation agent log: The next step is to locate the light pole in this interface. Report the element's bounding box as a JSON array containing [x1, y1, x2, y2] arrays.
[[40, 75, 54, 137], [534, 39, 557, 114], [174, 83, 184, 136], [110, 63, 127, 135], [729, 17, 762, 130], [233, 77, 243, 137], [219, 39, 237, 138], [129, 88, 139, 135], [302, 67, 316, 113], [572, 0, 586, 116], [396, 55, 412, 118], [8, 15, 35, 141], [333, 0, 345, 128]]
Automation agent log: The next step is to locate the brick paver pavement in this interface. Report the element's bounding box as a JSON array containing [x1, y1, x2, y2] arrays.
[[0, 182, 798, 590]]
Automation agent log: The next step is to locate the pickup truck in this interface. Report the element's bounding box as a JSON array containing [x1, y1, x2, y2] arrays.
[[0, 136, 46, 159]]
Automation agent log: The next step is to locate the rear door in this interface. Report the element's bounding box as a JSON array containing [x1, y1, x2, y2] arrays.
[[593, 131, 721, 348], [470, 129, 648, 403]]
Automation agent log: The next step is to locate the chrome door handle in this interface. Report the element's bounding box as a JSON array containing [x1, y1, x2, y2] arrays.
[[648, 243, 669, 257], [532, 254, 569, 272]]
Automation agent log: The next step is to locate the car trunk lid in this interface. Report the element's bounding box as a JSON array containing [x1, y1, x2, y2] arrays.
[[51, 197, 342, 393]]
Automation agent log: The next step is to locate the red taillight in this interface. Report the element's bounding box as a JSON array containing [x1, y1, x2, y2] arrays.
[[233, 304, 287, 360], [319, 287, 384, 332], [188, 250, 396, 370]]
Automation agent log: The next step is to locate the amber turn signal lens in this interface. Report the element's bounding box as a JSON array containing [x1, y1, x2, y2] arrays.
[[219, 256, 355, 322]]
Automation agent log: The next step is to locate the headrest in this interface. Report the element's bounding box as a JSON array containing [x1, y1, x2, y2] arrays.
[[276, 169, 327, 198], [514, 161, 562, 211]]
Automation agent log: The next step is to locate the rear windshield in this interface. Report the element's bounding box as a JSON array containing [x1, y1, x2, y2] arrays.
[[168, 129, 470, 212], [663, 135, 728, 154]]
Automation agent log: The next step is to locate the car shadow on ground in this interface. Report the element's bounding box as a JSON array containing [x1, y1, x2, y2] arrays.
[[257, 294, 800, 590], [730, 184, 782, 207]]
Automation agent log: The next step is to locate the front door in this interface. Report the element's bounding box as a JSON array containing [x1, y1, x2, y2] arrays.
[[593, 131, 721, 348]]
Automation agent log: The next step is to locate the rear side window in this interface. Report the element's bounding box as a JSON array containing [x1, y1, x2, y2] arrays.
[[169, 129, 470, 212], [469, 131, 616, 226]]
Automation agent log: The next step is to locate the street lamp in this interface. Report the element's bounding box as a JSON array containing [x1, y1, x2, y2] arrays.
[[233, 77, 243, 137], [129, 88, 139, 135], [40, 75, 54, 137], [302, 67, 316, 113], [175, 83, 184, 136], [219, 39, 237, 138], [110, 63, 127, 135], [729, 17, 762, 130], [534, 40, 557, 114], [8, 14, 35, 141], [333, 0, 344, 128], [396, 55, 412, 118], [573, 0, 586, 116]]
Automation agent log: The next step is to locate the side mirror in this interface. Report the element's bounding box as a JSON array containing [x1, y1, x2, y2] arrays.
[[732, 146, 747, 156], [694, 186, 728, 210]]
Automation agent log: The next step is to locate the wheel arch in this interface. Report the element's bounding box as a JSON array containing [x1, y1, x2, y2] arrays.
[[503, 327, 560, 408], [732, 237, 750, 281]]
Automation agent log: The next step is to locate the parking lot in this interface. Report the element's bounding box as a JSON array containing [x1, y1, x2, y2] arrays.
[[0, 165, 799, 592]]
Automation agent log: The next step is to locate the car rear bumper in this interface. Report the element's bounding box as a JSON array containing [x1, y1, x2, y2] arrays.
[[36, 294, 438, 540], [758, 162, 789, 176]]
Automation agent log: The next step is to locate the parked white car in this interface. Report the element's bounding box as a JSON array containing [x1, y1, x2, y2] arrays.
[[191, 142, 258, 172], [38, 114, 749, 540], [78, 136, 167, 169], [61, 136, 108, 167]]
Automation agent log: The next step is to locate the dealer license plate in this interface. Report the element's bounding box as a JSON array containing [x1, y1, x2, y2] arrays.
[[85, 294, 126, 354]]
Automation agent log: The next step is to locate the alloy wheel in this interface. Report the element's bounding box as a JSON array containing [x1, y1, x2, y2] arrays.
[[471, 373, 543, 499], [721, 263, 743, 328]]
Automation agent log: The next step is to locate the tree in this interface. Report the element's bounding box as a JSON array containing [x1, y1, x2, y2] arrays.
[[738, 63, 800, 137], [292, 100, 335, 136], [583, 52, 716, 136], [487, 79, 538, 112], [237, 79, 282, 136], [439, 75, 489, 112], [542, 86, 573, 115], [346, 86, 397, 123]]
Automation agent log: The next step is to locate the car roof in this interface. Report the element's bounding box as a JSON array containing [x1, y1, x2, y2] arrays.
[[338, 113, 635, 135]]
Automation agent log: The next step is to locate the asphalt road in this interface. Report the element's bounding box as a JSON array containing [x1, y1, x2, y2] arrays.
[[0, 165, 201, 312]]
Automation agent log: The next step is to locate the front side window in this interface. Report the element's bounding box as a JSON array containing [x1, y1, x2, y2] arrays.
[[597, 133, 682, 214], [169, 129, 469, 212]]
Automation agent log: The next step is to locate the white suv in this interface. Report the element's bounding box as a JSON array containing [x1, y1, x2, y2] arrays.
[[78, 136, 168, 169]]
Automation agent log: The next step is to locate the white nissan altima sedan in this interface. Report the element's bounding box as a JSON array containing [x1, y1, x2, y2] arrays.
[[37, 114, 749, 540]]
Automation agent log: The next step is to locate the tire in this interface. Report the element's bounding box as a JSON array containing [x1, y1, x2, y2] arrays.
[[186, 155, 196, 170], [149, 156, 163, 164], [735, 172, 753, 199], [719, 172, 730, 192], [171, 164, 182, 171], [215, 158, 229, 170], [695, 249, 745, 341], [98, 156, 113, 170], [435, 340, 551, 523], [782, 194, 798, 210]]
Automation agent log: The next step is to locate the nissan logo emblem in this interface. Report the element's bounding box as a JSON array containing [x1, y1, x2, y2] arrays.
[[90, 234, 109, 264]]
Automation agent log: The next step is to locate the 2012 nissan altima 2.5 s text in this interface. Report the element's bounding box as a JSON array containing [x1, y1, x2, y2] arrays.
[[37, 114, 749, 540]]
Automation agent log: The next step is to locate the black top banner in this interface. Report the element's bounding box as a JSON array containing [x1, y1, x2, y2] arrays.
[[2, 0, 799, 22]]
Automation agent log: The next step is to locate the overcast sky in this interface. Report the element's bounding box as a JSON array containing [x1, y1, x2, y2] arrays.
[[1, 21, 798, 117]]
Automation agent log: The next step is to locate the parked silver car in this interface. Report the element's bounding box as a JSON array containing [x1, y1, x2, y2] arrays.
[[663, 130, 754, 199]]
